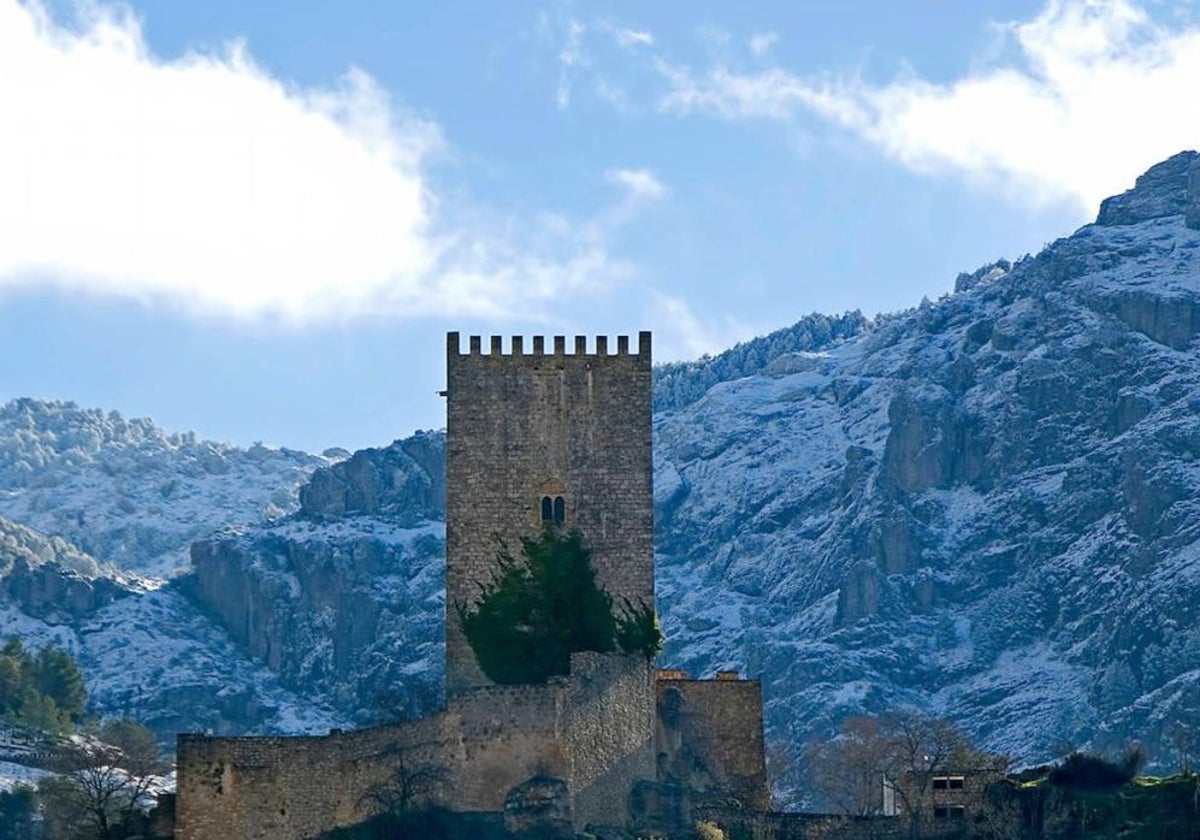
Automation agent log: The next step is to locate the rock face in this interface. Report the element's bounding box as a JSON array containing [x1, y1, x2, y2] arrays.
[[652, 151, 1200, 790], [189, 443, 447, 723], [1096, 151, 1198, 226], [0, 516, 135, 620], [7, 153, 1200, 803], [299, 431, 445, 523], [4, 557, 132, 621], [0, 515, 343, 740]]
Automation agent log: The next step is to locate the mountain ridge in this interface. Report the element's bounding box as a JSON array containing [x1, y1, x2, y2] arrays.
[[2, 152, 1200, 799]]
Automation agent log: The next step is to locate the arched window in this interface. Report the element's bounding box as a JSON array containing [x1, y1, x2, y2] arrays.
[[538, 478, 567, 527]]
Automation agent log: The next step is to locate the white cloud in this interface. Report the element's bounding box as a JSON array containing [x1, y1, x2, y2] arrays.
[[556, 19, 585, 109], [748, 32, 779, 58], [605, 168, 668, 202], [612, 27, 654, 49], [0, 1, 629, 323], [650, 292, 751, 361], [658, 0, 1200, 212], [593, 76, 633, 113]]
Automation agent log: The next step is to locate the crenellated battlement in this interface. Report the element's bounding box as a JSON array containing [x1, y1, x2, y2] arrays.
[[447, 331, 651, 360]]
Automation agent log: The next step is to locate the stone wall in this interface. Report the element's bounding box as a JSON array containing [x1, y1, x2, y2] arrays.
[[445, 333, 654, 696], [564, 652, 657, 828], [656, 673, 770, 810], [452, 680, 569, 813], [175, 652, 660, 837], [174, 714, 452, 840]]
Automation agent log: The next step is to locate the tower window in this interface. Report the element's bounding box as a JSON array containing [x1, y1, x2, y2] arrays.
[[537, 479, 567, 526], [541, 495, 566, 524]]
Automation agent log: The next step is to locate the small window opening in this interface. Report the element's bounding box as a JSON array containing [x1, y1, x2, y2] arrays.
[[934, 805, 965, 819], [541, 496, 553, 522], [553, 496, 565, 523]]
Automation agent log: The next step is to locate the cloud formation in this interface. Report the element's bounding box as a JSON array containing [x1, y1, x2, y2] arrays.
[[611, 27, 654, 49], [556, 19, 586, 109], [650, 291, 753, 361], [658, 0, 1200, 212], [606, 168, 668, 202], [0, 1, 631, 323]]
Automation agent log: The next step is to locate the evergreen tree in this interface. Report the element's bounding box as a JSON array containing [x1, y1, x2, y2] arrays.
[[0, 637, 85, 732], [33, 645, 86, 722], [459, 529, 656, 685]]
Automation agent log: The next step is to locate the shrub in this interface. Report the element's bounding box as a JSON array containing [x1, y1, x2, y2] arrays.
[[459, 529, 660, 684], [1050, 747, 1144, 792], [616, 598, 664, 661]]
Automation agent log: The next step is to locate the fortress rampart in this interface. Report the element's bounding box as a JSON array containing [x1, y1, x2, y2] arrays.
[[656, 671, 770, 810], [175, 653, 656, 838]]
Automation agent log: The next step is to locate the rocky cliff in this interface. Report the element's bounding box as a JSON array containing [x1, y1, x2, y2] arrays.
[[5, 154, 1200, 794], [654, 151, 1200, 786], [0, 416, 346, 740], [186, 516, 445, 722]]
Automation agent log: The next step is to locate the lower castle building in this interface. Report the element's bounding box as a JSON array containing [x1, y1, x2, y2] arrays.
[[175, 333, 768, 837]]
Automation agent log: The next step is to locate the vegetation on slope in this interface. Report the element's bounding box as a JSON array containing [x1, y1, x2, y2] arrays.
[[0, 637, 86, 734]]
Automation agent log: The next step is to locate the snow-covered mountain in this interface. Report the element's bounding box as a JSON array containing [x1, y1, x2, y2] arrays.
[[3, 152, 1200, 789], [0, 399, 328, 578], [655, 150, 1200, 775], [0, 514, 345, 740]]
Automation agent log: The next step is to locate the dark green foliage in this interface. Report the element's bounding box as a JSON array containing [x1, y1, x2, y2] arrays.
[[0, 785, 39, 840], [1050, 747, 1145, 793], [459, 529, 636, 685], [616, 598, 664, 661], [0, 637, 85, 733], [319, 807, 507, 839], [33, 645, 86, 722]]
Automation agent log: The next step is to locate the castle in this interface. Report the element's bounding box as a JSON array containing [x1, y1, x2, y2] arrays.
[[174, 332, 768, 837]]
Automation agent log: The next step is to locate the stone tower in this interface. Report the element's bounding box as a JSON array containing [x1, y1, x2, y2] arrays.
[[444, 332, 654, 697]]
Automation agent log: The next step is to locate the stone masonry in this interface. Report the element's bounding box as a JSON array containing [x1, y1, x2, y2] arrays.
[[445, 332, 654, 696], [175, 332, 767, 838]]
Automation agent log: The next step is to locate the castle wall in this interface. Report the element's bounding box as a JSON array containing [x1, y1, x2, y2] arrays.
[[564, 652, 657, 828], [451, 681, 570, 812], [175, 714, 452, 840], [656, 675, 770, 810], [445, 333, 654, 696], [175, 657, 660, 837]]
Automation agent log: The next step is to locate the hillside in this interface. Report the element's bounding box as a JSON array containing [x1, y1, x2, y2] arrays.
[[2, 152, 1200, 790], [0, 399, 328, 578]]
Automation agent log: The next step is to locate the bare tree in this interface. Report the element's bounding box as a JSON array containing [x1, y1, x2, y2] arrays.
[[804, 711, 1006, 839], [40, 719, 167, 840], [804, 716, 894, 817], [358, 740, 450, 838]]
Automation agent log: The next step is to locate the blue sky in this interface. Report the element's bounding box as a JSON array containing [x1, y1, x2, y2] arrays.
[[2, 0, 1199, 451]]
